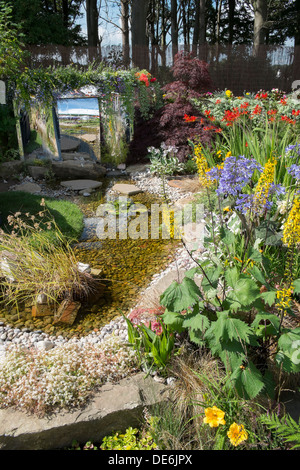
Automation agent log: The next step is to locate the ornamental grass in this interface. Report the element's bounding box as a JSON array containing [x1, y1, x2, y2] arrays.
[[0, 203, 98, 311]]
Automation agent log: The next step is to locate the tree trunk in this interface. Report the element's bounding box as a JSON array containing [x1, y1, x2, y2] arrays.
[[131, 0, 150, 69], [193, 0, 206, 58], [228, 0, 235, 44], [252, 0, 268, 56], [121, 0, 130, 66], [293, 0, 300, 83], [171, 0, 178, 60], [86, 0, 99, 63]]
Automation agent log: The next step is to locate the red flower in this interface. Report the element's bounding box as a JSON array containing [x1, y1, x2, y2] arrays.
[[255, 92, 268, 99], [280, 98, 287, 105], [150, 77, 157, 83], [183, 114, 197, 122], [251, 104, 262, 116], [240, 102, 249, 109], [222, 107, 241, 123], [292, 109, 300, 116]]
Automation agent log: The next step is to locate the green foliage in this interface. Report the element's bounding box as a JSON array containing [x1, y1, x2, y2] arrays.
[[100, 426, 158, 450], [0, 1, 26, 82], [159, 220, 300, 400], [260, 413, 300, 450], [10, 0, 85, 46], [122, 313, 177, 375], [148, 144, 185, 176], [0, 105, 18, 157]]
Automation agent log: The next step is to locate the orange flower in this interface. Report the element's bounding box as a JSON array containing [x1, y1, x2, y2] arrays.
[[183, 114, 197, 122]]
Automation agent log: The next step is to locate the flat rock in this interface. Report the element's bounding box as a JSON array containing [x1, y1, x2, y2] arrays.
[[60, 180, 102, 191], [12, 182, 42, 194], [60, 135, 80, 152], [0, 373, 169, 450], [111, 183, 143, 196], [80, 134, 97, 143]]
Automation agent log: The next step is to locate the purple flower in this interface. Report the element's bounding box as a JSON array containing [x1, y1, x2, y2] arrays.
[[209, 155, 262, 197], [287, 164, 300, 180], [285, 143, 300, 158]]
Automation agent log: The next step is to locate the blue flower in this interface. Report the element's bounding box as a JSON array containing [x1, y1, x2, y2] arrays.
[[210, 155, 262, 197], [287, 164, 300, 180]]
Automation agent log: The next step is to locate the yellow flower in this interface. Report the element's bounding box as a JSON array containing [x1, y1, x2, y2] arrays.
[[276, 285, 294, 312], [227, 422, 248, 447], [253, 155, 277, 214], [283, 197, 300, 247], [194, 142, 214, 189], [225, 89, 232, 98], [225, 151, 232, 159], [203, 406, 226, 428]]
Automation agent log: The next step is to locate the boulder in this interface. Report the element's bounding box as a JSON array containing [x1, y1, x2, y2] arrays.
[[51, 160, 106, 180], [0, 161, 23, 179], [27, 166, 48, 180], [0, 373, 169, 450]]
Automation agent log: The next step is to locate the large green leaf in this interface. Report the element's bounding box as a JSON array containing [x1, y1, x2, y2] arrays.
[[227, 277, 261, 308], [160, 277, 202, 312], [276, 328, 300, 373], [161, 309, 185, 333], [229, 361, 265, 399], [205, 313, 252, 344]]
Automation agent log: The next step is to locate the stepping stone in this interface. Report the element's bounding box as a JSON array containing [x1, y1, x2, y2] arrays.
[[60, 180, 102, 191], [111, 183, 143, 196], [80, 134, 97, 143], [60, 135, 80, 152], [12, 182, 42, 194]]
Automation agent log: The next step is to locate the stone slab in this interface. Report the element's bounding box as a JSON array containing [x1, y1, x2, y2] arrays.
[[111, 183, 143, 196], [60, 179, 102, 191], [80, 134, 97, 143], [0, 373, 169, 450], [60, 135, 80, 152]]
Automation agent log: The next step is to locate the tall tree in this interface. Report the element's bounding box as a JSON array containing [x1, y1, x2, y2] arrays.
[[121, 0, 130, 66], [131, 0, 150, 68], [86, 0, 99, 47], [251, 0, 268, 55], [171, 0, 178, 59]]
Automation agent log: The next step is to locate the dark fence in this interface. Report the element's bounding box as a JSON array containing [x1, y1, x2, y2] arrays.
[[25, 43, 300, 95]]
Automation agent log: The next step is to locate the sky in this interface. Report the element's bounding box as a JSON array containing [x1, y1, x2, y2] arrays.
[[78, 3, 123, 46]]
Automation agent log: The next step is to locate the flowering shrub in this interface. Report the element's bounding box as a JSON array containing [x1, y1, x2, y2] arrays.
[[0, 336, 137, 416], [159, 132, 300, 400]]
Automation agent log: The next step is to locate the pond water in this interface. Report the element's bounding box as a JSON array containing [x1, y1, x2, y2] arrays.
[[0, 178, 180, 339]]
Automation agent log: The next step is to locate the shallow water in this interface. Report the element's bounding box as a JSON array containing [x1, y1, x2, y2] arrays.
[[0, 180, 179, 339]]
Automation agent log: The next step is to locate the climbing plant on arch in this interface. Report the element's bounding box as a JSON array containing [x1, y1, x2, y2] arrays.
[[10, 64, 163, 163]]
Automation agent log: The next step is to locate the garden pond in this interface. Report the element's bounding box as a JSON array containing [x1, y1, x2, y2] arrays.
[[0, 175, 180, 339]]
